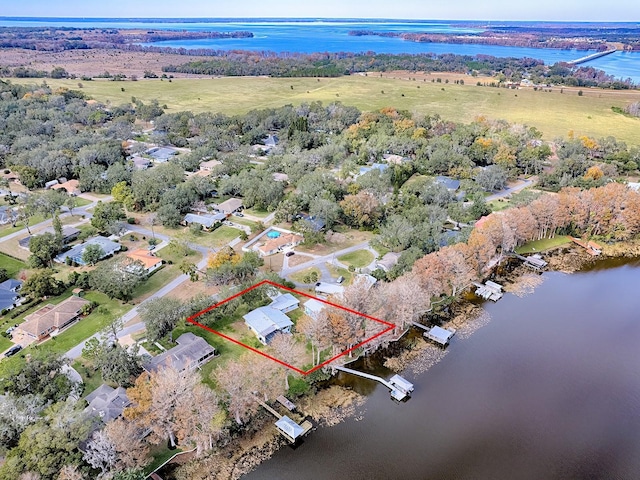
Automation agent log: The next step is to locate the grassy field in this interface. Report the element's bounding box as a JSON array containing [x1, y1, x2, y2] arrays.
[[36, 76, 640, 144], [338, 250, 374, 269], [289, 267, 321, 284], [0, 214, 46, 238], [0, 252, 26, 278], [516, 235, 572, 254]]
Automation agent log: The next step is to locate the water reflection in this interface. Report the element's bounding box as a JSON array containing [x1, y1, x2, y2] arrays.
[[245, 261, 640, 480]]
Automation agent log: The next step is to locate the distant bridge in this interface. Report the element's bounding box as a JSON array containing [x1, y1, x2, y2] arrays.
[[567, 48, 617, 66]]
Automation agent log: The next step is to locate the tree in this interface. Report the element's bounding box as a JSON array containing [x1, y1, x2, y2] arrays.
[[475, 165, 508, 192], [111, 181, 135, 210], [28, 233, 59, 268], [91, 201, 126, 232], [89, 257, 143, 301], [82, 430, 116, 476], [269, 333, 305, 390], [21, 269, 64, 298], [57, 465, 85, 480], [174, 384, 226, 456], [297, 312, 328, 366], [139, 297, 186, 343], [1, 352, 74, 403], [0, 394, 44, 452], [81, 244, 104, 266], [340, 191, 381, 228], [0, 402, 92, 480], [94, 341, 143, 387], [103, 419, 150, 472]]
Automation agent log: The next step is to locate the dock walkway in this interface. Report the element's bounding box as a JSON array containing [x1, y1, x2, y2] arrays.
[[335, 366, 414, 401], [511, 252, 548, 270], [473, 281, 504, 301]]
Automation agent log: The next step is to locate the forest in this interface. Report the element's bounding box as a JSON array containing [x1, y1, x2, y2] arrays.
[[1, 78, 640, 479]]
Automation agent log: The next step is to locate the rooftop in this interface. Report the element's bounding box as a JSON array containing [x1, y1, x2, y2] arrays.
[[19, 296, 90, 338], [215, 198, 243, 214], [269, 293, 299, 312], [84, 384, 131, 423], [243, 306, 294, 339], [126, 249, 162, 270], [144, 332, 216, 373], [275, 415, 305, 440], [55, 236, 121, 265], [435, 176, 461, 191], [315, 282, 345, 296], [184, 212, 226, 228]]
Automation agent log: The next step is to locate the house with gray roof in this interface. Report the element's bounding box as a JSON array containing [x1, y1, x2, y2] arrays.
[[0, 279, 22, 312], [243, 306, 294, 345], [55, 236, 121, 265], [146, 146, 178, 162], [314, 282, 345, 296], [303, 298, 326, 318], [19, 226, 80, 250], [214, 198, 243, 215], [183, 212, 226, 231], [435, 176, 461, 192], [84, 384, 131, 423], [376, 252, 401, 273], [268, 293, 299, 313], [144, 333, 216, 374]]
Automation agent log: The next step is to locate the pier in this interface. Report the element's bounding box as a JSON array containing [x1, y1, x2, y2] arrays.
[[570, 237, 602, 256], [335, 366, 414, 401], [411, 322, 456, 346], [258, 399, 312, 443], [511, 252, 548, 270], [567, 48, 616, 66], [473, 281, 504, 301]]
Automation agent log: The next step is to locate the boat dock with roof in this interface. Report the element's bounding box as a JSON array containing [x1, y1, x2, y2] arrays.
[[473, 280, 504, 301], [335, 366, 414, 401]]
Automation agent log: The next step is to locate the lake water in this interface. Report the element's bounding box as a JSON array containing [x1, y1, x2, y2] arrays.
[[1, 18, 639, 82], [245, 260, 640, 480]]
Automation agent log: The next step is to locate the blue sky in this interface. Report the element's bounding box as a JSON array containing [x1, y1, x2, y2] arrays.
[[2, 0, 639, 22]]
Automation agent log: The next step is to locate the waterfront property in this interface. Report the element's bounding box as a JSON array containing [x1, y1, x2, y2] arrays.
[[511, 252, 548, 270], [335, 365, 414, 401], [243, 306, 294, 345], [144, 332, 217, 373], [16, 296, 91, 341], [423, 325, 456, 347], [473, 281, 504, 301], [571, 237, 602, 256]]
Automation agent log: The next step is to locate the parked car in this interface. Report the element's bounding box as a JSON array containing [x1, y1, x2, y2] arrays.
[[285, 251, 295, 257], [336, 276, 345, 284], [234, 212, 244, 217], [5, 326, 15, 335], [5, 344, 22, 357]]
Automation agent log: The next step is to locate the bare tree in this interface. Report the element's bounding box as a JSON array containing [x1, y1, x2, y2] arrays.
[[58, 465, 85, 480], [269, 333, 305, 390], [104, 418, 150, 471], [175, 384, 226, 456], [83, 429, 117, 476]]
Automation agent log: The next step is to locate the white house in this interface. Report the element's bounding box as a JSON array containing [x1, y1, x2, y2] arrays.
[[268, 293, 299, 313], [243, 306, 294, 345], [303, 298, 325, 318], [314, 282, 345, 296]]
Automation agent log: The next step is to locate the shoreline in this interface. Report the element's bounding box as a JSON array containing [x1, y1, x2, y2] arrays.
[[160, 238, 640, 479]]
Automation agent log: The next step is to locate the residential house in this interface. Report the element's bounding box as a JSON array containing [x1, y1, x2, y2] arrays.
[[0, 206, 17, 226], [435, 176, 461, 192], [272, 172, 289, 182], [354, 273, 378, 289], [19, 226, 80, 250], [296, 214, 325, 232], [214, 198, 243, 215], [0, 279, 23, 312], [17, 296, 91, 341], [314, 282, 345, 296], [146, 146, 178, 162], [268, 293, 299, 313], [243, 306, 294, 345], [359, 163, 389, 176], [376, 252, 401, 273], [183, 212, 226, 231], [44, 179, 59, 189], [382, 153, 409, 165], [131, 156, 151, 171], [51, 179, 81, 196], [126, 249, 163, 275], [264, 134, 279, 148], [84, 384, 131, 422], [303, 298, 326, 318], [144, 333, 216, 374], [199, 159, 222, 172], [55, 236, 122, 265], [257, 233, 303, 257]]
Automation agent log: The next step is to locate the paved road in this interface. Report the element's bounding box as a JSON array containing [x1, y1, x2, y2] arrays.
[[486, 179, 534, 202]]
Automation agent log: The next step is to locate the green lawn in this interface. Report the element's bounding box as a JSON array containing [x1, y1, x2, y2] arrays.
[[326, 264, 353, 285], [73, 359, 105, 398], [338, 250, 374, 269], [130, 266, 176, 300], [242, 207, 270, 219], [0, 336, 13, 352], [37, 76, 640, 145], [289, 267, 321, 284], [0, 252, 27, 278], [145, 444, 183, 475], [0, 214, 46, 238], [516, 235, 572, 254]]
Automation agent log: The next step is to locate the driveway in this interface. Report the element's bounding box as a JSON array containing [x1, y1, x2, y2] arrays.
[[280, 241, 371, 278], [486, 178, 534, 202]]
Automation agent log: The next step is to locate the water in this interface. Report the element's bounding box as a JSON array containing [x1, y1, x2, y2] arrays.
[[245, 260, 640, 480], [1, 18, 638, 81]]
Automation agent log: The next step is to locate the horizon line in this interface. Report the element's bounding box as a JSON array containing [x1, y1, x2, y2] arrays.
[[0, 16, 638, 24]]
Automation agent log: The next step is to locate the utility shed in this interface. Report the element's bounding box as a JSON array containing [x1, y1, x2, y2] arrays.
[[424, 326, 456, 346], [275, 416, 306, 443]]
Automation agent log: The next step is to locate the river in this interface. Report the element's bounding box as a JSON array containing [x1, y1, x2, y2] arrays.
[[245, 260, 640, 480], [1, 18, 639, 82]]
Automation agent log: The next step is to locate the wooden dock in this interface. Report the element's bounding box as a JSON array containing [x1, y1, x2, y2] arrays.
[[571, 237, 602, 256], [276, 395, 297, 412], [258, 400, 312, 444], [411, 322, 456, 347], [335, 366, 414, 401], [511, 252, 548, 270], [473, 281, 504, 301]]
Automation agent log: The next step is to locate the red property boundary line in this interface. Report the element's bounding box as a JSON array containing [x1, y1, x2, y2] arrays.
[[186, 279, 395, 375]]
